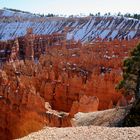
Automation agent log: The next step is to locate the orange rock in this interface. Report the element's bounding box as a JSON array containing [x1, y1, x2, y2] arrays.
[[70, 101, 79, 117], [0, 36, 138, 139], [78, 95, 99, 113], [70, 95, 99, 116], [108, 100, 113, 109]]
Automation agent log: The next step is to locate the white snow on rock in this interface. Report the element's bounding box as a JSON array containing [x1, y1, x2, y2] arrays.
[[0, 9, 140, 42]]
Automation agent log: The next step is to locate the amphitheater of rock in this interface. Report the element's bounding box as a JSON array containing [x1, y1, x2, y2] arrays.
[[0, 28, 139, 139]]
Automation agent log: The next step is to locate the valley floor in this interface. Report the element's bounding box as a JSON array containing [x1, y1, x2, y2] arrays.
[[18, 126, 140, 140]]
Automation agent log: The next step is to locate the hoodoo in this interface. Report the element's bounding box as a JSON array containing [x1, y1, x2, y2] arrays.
[[0, 26, 139, 139], [0, 6, 140, 140]]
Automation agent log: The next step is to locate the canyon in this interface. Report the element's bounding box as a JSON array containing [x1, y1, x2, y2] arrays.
[[0, 30, 139, 139], [0, 8, 140, 140]]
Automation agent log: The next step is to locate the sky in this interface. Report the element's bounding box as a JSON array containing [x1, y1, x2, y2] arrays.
[[0, 0, 140, 15]]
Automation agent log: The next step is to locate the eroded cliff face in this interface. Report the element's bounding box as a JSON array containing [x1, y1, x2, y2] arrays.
[[0, 67, 46, 139], [0, 38, 139, 139]]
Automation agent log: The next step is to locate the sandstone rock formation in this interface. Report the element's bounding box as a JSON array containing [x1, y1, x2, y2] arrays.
[[0, 37, 139, 139], [0, 68, 46, 139], [70, 95, 99, 116]]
